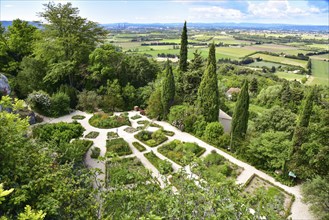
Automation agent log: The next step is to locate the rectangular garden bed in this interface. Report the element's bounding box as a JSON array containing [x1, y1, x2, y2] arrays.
[[106, 138, 132, 156], [145, 151, 173, 174], [134, 130, 168, 147]]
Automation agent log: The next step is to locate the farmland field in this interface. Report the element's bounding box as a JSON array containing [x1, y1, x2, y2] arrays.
[[248, 61, 288, 68], [250, 53, 308, 67], [275, 71, 306, 81], [310, 54, 329, 61], [244, 44, 308, 55], [309, 59, 329, 86]]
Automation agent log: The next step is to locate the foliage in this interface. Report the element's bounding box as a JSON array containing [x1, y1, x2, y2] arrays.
[[134, 130, 168, 147], [161, 61, 175, 119], [17, 205, 46, 220], [106, 157, 150, 186], [250, 77, 258, 94], [77, 90, 101, 112], [203, 122, 224, 147], [301, 176, 329, 220], [132, 142, 146, 152], [197, 43, 219, 122], [71, 115, 85, 120], [254, 105, 296, 136], [59, 84, 78, 108], [107, 131, 119, 139], [100, 79, 124, 111], [231, 80, 249, 150], [298, 86, 315, 128], [257, 85, 282, 108], [50, 92, 70, 117], [106, 138, 132, 156], [85, 131, 99, 139], [90, 147, 101, 159], [179, 21, 188, 72], [57, 139, 93, 164], [27, 90, 51, 115], [146, 87, 163, 119], [193, 151, 241, 183], [89, 112, 130, 129], [33, 121, 84, 144], [158, 140, 205, 166], [246, 131, 291, 171], [163, 130, 175, 136], [131, 114, 142, 120], [145, 151, 173, 174]]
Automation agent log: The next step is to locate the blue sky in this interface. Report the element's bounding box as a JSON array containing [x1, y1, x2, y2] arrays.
[[1, 0, 328, 25]]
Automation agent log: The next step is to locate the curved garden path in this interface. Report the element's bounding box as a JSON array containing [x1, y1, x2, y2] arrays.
[[41, 110, 315, 220]]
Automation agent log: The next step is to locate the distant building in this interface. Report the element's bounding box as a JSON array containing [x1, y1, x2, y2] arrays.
[[219, 109, 232, 133], [226, 87, 241, 100]]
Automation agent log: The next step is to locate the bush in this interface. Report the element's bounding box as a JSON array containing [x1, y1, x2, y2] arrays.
[[27, 90, 51, 115], [163, 130, 175, 136], [85, 131, 99, 139], [107, 131, 119, 139], [59, 84, 78, 108], [90, 147, 101, 159], [33, 121, 85, 143], [203, 122, 224, 147], [218, 133, 231, 149], [131, 114, 142, 120], [50, 92, 70, 117], [106, 138, 132, 156], [77, 90, 101, 112], [58, 139, 93, 164], [132, 142, 146, 152]]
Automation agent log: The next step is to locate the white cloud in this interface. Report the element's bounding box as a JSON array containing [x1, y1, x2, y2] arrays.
[[189, 6, 244, 20], [247, 0, 322, 18]]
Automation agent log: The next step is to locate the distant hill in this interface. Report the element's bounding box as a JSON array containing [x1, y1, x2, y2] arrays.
[[0, 20, 42, 28], [1, 20, 327, 32]]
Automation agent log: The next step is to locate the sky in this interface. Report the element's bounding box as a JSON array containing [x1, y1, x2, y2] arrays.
[[1, 0, 328, 25]]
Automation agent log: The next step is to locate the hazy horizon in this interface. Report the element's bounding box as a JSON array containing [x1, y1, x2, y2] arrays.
[[1, 0, 328, 26]]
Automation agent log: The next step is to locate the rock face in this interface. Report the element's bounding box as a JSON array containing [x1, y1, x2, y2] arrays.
[[0, 74, 11, 95]]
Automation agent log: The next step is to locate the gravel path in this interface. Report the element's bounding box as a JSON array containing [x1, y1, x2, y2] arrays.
[[41, 110, 314, 220]]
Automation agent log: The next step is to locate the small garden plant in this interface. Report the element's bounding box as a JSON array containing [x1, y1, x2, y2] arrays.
[[145, 151, 173, 174], [107, 131, 119, 139], [158, 140, 205, 166], [71, 115, 85, 120], [106, 157, 150, 186], [85, 131, 99, 139], [132, 142, 146, 152], [106, 138, 132, 156], [163, 130, 175, 136], [90, 147, 101, 159], [131, 114, 142, 120], [124, 127, 137, 133], [134, 130, 168, 147], [89, 112, 130, 129]]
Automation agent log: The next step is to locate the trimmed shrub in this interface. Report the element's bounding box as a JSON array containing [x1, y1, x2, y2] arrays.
[[50, 92, 70, 117], [27, 90, 51, 115], [91, 147, 101, 159]]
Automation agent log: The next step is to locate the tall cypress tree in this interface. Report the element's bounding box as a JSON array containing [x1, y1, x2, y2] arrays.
[[161, 60, 175, 119], [179, 21, 188, 72], [249, 78, 258, 94], [281, 81, 291, 106], [197, 43, 219, 122], [230, 80, 249, 150], [298, 86, 315, 128]]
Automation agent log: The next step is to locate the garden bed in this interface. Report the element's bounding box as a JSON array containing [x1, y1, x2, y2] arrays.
[[158, 140, 205, 166], [84, 131, 99, 139], [131, 114, 142, 120], [192, 151, 243, 183], [132, 142, 146, 152], [163, 130, 175, 136], [90, 147, 101, 159], [134, 130, 168, 147], [145, 151, 173, 174], [244, 174, 295, 218], [124, 127, 138, 133], [106, 157, 150, 186], [71, 115, 86, 120], [107, 131, 119, 139], [89, 112, 130, 129], [106, 138, 132, 156]]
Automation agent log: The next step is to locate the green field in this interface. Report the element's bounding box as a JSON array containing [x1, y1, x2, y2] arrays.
[[310, 54, 329, 61], [275, 71, 306, 81], [305, 44, 329, 50], [248, 61, 288, 68], [309, 59, 329, 86], [250, 53, 307, 68]]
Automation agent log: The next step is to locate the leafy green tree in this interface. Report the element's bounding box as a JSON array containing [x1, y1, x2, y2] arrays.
[[230, 80, 249, 150], [306, 59, 312, 73], [122, 83, 137, 110], [35, 2, 107, 87], [102, 79, 124, 111], [246, 131, 291, 171], [77, 90, 101, 112], [257, 85, 282, 108], [50, 92, 70, 117], [0, 19, 37, 76], [280, 81, 291, 107], [179, 21, 188, 72], [161, 61, 175, 118], [189, 49, 203, 71], [147, 88, 163, 119], [298, 86, 315, 128], [249, 77, 258, 94], [197, 43, 219, 122], [203, 122, 224, 147], [302, 176, 329, 220]]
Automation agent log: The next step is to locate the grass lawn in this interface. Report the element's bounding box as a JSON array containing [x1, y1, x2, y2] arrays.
[[192, 151, 243, 183], [158, 140, 205, 166], [274, 71, 306, 81], [145, 151, 173, 174], [309, 59, 329, 86], [106, 157, 150, 186], [106, 138, 132, 156], [251, 53, 307, 68], [310, 54, 329, 61]]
